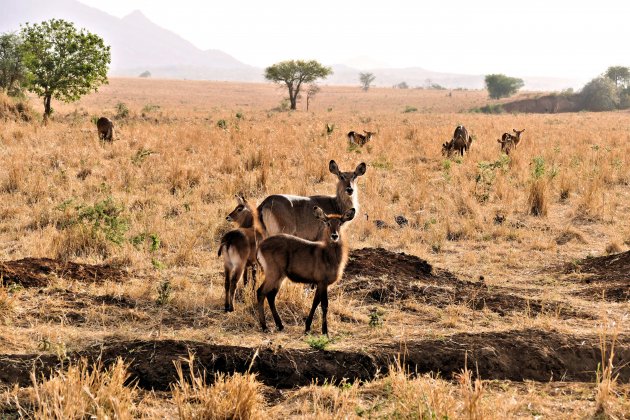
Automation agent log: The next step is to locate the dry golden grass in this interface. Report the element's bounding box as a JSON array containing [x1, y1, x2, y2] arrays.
[[1, 79, 629, 418]]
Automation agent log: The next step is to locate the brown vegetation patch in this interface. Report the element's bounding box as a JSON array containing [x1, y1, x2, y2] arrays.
[[1, 329, 627, 391], [0, 258, 128, 288], [344, 248, 590, 318], [565, 251, 630, 302], [0, 93, 33, 122]]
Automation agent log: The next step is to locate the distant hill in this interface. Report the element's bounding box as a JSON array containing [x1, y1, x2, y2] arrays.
[[0, 0, 261, 81], [1, 0, 584, 90]]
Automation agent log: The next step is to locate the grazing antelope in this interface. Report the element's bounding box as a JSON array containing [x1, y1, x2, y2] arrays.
[[257, 160, 366, 241], [441, 125, 473, 157], [218, 195, 265, 312], [96, 117, 114, 141], [256, 206, 355, 335], [347, 130, 375, 146], [498, 128, 525, 155]]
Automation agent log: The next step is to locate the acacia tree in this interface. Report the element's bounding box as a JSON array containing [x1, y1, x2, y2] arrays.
[[264, 60, 332, 110], [20, 19, 111, 119], [0, 32, 26, 96], [484, 74, 524, 99], [359, 72, 375, 91], [306, 84, 320, 111]]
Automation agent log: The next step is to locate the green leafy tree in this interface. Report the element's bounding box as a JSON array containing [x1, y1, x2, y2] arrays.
[[264, 60, 332, 110], [0, 32, 26, 96], [20, 19, 111, 119], [580, 77, 618, 111], [604, 66, 630, 89], [359, 72, 375, 91], [484, 74, 524, 99]]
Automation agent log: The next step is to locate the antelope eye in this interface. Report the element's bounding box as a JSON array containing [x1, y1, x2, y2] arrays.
[[237, 206, 244, 211], [340, 175, 346, 181]]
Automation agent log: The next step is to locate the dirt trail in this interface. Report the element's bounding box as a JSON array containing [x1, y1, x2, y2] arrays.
[[563, 251, 630, 302], [1, 329, 627, 390], [0, 258, 128, 288], [343, 248, 592, 318]]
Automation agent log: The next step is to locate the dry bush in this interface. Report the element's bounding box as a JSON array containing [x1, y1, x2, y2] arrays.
[[172, 353, 264, 420], [21, 358, 137, 419], [0, 284, 16, 324], [594, 321, 620, 417]]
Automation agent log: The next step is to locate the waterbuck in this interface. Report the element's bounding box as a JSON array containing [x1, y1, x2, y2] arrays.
[[498, 128, 525, 155], [257, 160, 366, 241], [347, 131, 375, 147], [218, 195, 265, 312], [441, 125, 473, 157], [96, 117, 114, 141], [256, 206, 355, 335]]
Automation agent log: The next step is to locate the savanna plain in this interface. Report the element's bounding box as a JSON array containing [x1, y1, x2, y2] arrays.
[[0, 78, 629, 418]]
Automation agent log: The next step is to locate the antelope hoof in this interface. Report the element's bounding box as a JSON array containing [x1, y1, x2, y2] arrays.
[[276, 324, 284, 332]]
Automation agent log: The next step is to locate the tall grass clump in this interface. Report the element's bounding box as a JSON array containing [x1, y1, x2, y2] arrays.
[[594, 320, 620, 417], [22, 358, 137, 419], [172, 353, 265, 420], [528, 156, 548, 216]]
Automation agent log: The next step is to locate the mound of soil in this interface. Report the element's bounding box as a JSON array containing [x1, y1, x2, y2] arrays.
[[0, 93, 33, 122], [344, 248, 590, 318], [501, 94, 581, 114], [0, 258, 128, 288], [2, 329, 627, 390], [566, 251, 630, 302]]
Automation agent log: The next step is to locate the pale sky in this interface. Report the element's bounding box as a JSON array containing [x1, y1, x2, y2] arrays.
[[78, 0, 628, 80]]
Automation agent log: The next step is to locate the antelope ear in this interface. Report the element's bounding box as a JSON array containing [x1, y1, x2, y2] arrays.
[[329, 160, 340, 175], [355, 162, 367, 176], [235, 194, 246, 205], [313, 206, 326, 220], [513, 128, 517, 133], [342, 208, 356, 222]]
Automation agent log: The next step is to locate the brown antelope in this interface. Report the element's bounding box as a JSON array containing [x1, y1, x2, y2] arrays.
[[347, 130, 375, 146], [96, 117, 114, 141], [498, 128, 525, 155], [441, 125, 472, 157], [257, 160, 366, 241], [218, 195, 265, 312], [256, 206, 355, 335]]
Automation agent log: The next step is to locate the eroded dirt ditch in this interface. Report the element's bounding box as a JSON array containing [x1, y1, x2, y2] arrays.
[[1, 329, 627, 391]]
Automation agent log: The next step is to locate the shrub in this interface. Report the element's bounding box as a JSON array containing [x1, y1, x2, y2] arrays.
[[403, 105, 418, 113], [115, 102, 129, 119], [580, 77, 618, 111], [471, 104, 504, 114], [306, 335, 331, 350], [484, 74, 524, 99]]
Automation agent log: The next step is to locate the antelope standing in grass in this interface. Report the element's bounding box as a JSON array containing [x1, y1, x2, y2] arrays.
[[441, 125, 473, 157], [256, 206, 355, 335], [497, 128, 525, 155], [96, 117, 114, 141], [347, 130, 375, 146], [218, 195, 265, 312], [257, 160, 366, 241]]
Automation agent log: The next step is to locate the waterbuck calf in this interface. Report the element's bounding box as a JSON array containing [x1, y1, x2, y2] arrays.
[[498, 128, 525, 155], [256, 206, 355, 335], [218, 195, 265, 312], [96, 117, 114, 141], [347, 130, 375, 146], [441, 125, 473, 157], [257, 160, 366, 241]]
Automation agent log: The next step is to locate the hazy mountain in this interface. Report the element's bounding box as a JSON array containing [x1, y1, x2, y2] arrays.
[[1, 0, 584, 90], [0, 0, 262, 81]]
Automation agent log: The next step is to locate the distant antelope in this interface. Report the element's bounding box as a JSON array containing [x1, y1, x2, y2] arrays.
[[256, 206, 355, 334], [498, 128, 525, 155], [96, 117, 114, 141], [441, 125, 472, 157], [257, 160, 366, 241], [218, 195, 265, 312], [347, 130, 375, 146]]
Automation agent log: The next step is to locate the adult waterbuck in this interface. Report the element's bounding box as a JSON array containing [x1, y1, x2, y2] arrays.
[[347, 130, 375, 147], [257, 160, 366, 241], [96, 117, 114, 141], [441, 125, 473, 157], [256, 206, 355, 335], [218, 195, 265, 312]]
